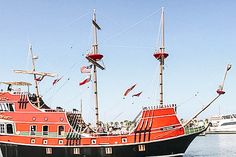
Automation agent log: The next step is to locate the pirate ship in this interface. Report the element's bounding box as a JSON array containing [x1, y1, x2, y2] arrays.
[[0, 9, 230, 157]]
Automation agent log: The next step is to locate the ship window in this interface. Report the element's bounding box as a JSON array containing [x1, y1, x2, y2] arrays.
[[58, 126, 65, 136], [1, 103, 5, 111], [221, 122, 236, 126], [7, 103, 14, 112], [160, 126, 174, 131], [42, 126, 49, 135], [138, 145, 145, 152], [4, 103, 8, 111], [73, 148, 80, 154], [0, 103, 8, 111], [30, 125, 36, 135], [6, 124, 13, 134], [105, 147, 112, 154], [0, 124, 5, 133], [46, 148, 52, 154]]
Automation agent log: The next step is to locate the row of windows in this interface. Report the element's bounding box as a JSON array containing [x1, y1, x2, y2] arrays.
[[44, 145, 145, 155], [0, 123, 14, 134], [45, 147, 80, 155], [0, 103, 14, 112], [45, 147, 110, 155], [30, 125, 65, 136], [31, 138, 64, 145], [91, 137, 128, 145]]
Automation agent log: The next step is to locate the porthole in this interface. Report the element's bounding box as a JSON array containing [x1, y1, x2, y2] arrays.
[[122, 137, 127, 143], [43, 139, 48, 145], [30, 138, 35, 144], [58, 139, 63, 145], [91, 139, 96, 144]]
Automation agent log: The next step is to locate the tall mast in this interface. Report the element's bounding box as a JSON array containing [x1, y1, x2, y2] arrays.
[[14, 45, 56, 108], [86, 9, 103, 128], [92, 10, 99, 128], [29, 45, 40, 107], [153, 7, 168, 107]]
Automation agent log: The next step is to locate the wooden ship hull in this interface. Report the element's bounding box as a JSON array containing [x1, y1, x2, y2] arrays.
[[0, 128, 205, 157], [0, 90, 207, 157]]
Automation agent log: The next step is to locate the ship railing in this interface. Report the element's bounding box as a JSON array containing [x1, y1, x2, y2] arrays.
[[142, 104, 177, 110], [184, 125, 206, 135], [44, 109, 57, 112], [12, 91, 29, 95]]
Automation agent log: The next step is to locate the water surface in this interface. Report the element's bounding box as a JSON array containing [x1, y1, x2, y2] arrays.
[[184, 134, 236, 157]]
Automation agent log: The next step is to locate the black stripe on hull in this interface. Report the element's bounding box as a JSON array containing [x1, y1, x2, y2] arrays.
[[0, 132, 200, 157]]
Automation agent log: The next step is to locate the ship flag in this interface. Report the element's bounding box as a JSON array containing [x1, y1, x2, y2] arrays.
[[80, 65, 92, 73], [79, 75, 91, 86], [52, 77, 63, 86], [92, 20, 101, 30], [132, 91, 143, 97], [35, 75, 45, 81], [123, 84, 136, 96], [227, 64, 232, 71]]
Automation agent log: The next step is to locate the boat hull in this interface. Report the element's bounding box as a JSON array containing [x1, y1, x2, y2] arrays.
[[0, 132, 200, 157]]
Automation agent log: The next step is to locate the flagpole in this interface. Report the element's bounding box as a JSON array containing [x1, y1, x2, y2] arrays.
[[29, 45, 40, 107]]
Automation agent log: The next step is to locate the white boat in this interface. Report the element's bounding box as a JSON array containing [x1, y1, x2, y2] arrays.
[[207, 114, 236, 134]]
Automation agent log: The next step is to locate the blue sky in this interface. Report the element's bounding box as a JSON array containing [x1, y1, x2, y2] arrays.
[[0, 0, 235, 124]]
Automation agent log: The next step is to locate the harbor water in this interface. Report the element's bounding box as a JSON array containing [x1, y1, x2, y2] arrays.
[[184, 134, 236, 157]]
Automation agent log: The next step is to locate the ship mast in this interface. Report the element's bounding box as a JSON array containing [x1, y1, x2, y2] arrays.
[[14, 45, 56, 108], [153, 7, 168, 107], [86, 10, 104, 128], [29, 45, 40, 107]]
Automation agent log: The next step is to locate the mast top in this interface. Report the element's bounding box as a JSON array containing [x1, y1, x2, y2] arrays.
[[154, 7, 168, 61], [216, 64, 232, 95], [87, 9, 103, 61]]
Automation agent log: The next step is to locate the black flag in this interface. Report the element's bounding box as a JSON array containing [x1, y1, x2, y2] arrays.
[[92, 20, 101, 30]]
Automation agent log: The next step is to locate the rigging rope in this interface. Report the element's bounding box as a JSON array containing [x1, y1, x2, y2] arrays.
[[155, 14, 163, 50], [177, 92, 199, 108], [46, 77, 71, 103], [43, 61, 78, 96], [102, 8, 162, 44]]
